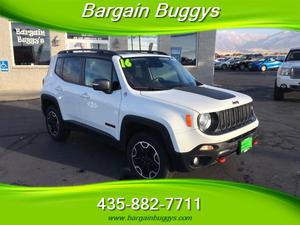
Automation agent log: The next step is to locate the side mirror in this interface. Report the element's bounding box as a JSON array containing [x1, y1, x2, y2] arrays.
[[92, 79, 112, 94]]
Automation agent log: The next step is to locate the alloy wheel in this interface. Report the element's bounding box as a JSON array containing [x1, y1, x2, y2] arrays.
[[131, 141, 160, 179], [47, 111, 60, 137], [261, 65, 267, 72]]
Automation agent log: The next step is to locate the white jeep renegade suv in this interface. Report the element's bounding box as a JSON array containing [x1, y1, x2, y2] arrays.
[[41, 49, 259, 179], [274, 48, 300, 100]]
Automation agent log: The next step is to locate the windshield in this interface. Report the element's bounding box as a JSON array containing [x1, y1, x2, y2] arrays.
[[120, 57, 198, 91], [286, 50, 300, 61]]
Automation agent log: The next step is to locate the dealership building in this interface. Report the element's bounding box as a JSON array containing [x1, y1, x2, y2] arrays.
[[0, 16, 216, 100]]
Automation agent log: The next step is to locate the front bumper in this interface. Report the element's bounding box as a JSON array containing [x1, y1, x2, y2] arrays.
[[277, 76, 300, 91], [171, 128, 258, 172]]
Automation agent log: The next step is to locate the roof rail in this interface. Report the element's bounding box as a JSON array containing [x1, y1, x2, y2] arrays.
[[117, 50, 168, 55], [58, 49, 117, 55], [57, 49, 169, 56]]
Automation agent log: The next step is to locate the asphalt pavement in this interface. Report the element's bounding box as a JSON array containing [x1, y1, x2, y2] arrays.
[[0, 70, 299, 196]]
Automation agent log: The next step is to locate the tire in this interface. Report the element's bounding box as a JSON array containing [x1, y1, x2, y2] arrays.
[[45, 106, 70, 141], [261, 65, 267, 72], [221, 64, 227, 70], [239, 64, 245, 71], [273, 80, 284, 101], [127, 132, 172, 179]]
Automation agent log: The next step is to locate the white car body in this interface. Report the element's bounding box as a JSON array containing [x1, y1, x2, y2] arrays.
[[214, 58, 236, 70], [41, 50, 259, 175], [277, 61, 300, 89]]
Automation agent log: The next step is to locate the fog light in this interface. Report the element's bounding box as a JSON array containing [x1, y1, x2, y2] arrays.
[[280, 84, 287, 89], [193, 157, 199, 166], [200, 145, 214, 151]]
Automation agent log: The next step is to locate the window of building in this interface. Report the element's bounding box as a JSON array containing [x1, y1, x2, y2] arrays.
[[84, 58, 113, 86], [62, 57, 82, 84], [171, 33, 197, 66], [128, 36, 158, 51], [11, 22, 51, 65]]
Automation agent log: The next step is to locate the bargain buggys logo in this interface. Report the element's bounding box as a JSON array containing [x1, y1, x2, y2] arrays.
[[0, 0, 300, 35]]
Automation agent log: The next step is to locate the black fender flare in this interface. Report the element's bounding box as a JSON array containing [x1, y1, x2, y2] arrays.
[[120, 115, 186, 172], [41, 94, 61, 115]]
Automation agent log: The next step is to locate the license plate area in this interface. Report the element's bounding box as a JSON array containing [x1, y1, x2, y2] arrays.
[[240, 137, 253, 153]]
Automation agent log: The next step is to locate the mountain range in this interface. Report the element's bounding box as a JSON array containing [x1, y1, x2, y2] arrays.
[[216, 30, 300, 53]]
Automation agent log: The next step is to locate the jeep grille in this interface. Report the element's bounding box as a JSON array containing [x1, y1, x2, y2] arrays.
[[212, 103, 255, 135]]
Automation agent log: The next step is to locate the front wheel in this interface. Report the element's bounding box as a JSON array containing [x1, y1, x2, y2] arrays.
[[273, 80, 284, 101], [261, 65, 267, 72], [239, 64, 246, 71], [127, 132, 172, 179]]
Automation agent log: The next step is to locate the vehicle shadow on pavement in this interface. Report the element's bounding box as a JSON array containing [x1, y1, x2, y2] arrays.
[[0, 102, 129, 185]]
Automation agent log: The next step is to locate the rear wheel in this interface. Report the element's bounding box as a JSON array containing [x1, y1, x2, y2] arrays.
[[239, 64, 246, 71], [127, 132, 172, 179], [273, 80, 284, 101], [45, 106, 70, 141]]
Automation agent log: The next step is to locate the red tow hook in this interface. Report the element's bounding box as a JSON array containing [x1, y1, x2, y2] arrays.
[[217, 157, 226, 164], [253, 139, 258, 146]]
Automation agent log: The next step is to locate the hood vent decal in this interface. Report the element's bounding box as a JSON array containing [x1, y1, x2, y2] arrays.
[[174, 86, 235, 100]]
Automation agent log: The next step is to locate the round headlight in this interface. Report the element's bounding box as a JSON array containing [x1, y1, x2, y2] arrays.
[[198, 113, 212, 132]]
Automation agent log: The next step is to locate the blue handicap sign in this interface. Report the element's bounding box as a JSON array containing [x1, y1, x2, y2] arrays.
[[0, 60, 9, 72]]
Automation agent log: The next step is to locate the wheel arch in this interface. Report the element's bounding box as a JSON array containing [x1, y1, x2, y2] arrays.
[[41, 94, 61, 115], [120, 115, 178, 171]]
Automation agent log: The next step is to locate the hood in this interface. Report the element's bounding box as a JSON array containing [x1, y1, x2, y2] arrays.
[[140, 85, 252, 113], [282, 61, 300, 68]]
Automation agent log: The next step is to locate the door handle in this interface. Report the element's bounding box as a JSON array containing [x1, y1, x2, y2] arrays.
[[80, 93, 90, 99], [55, 86, 63, 92]]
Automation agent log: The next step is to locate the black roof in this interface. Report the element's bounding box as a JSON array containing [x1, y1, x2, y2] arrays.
[[57, 49, 168, 58]]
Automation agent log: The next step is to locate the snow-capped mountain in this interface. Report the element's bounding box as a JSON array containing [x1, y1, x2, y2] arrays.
[[216, 30, 300, 53]]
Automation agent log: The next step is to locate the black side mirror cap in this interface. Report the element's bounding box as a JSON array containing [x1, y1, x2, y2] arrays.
[[92, 79, 112, 94]]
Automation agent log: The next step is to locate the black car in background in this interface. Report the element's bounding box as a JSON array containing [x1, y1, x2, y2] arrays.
[[230, 54, 263, 71]]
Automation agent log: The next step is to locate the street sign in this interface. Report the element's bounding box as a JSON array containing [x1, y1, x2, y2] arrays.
[[0, 60, 9, 72]]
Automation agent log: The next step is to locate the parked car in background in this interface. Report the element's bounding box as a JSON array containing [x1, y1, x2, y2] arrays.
[[276, 55, 286, 62], [274, 48, 300, 100], [244, 54, 263, 60], [214, 57, 237, 70], [230, 57, 261, 71], [248, 56, 283, 72]]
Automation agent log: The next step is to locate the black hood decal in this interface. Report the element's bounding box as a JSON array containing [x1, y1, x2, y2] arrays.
[[174, 86, 235, 100]]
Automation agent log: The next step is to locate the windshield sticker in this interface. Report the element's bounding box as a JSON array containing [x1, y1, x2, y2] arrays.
[[120, 58, 132, 68]]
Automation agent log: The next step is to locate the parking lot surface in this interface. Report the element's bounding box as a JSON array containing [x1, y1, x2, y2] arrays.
[[0, 71, 299, 196]]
